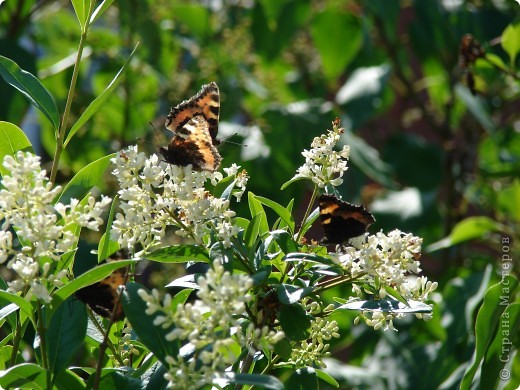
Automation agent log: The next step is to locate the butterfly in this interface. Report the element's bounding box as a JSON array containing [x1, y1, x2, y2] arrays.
[[319, 194, 375, 244], [75, 250, 130, 321], [160, 82, 222, 171]]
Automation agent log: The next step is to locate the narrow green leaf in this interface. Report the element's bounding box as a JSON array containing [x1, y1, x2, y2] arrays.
[[58, 153, 115, 204], [0, 122, 33, 175], [501, 22, 520, 67], [279, 304, 312, 341], [90, 0, 115, 24], [50, 259, 140, 320], [460, 275, 519, 390], [122, 283, 179, 366], [248, 192, 269, 234], [300, 207, 320, 239], [244, 213, 263, 251], [64, 43, 139, 147], [254, 195, 295, 232], [46, 297, 87, 376], [71, 0, 88, 29], [280, 175, 305, 190], [0, 363, 46, 390], [315, 369, 340, 388], [98, 196, 119, 263], [270, 230, 298, 254], [0, 56, 60, 130], [455, 84, 495, 133], [223, 373, 284, 390], [337, 298, 433, 314], [0, 290, 35, 325], [426, 216, 504, 252], [277, 284, 314, 305], [53, 369, 87, 390], [145, 245, 210, 263]]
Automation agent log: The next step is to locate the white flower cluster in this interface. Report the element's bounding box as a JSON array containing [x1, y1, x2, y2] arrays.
[[335, 230, 437, 331], [138, 261, 260, 389], [338, 230, 424, 286], [288, 300, 340, 368], [111, 147, 247, 255], [0, 151, 111, 302], [117, 323, 140, 366], [292, 121, 350, 188], [289, 317, 340, 368]]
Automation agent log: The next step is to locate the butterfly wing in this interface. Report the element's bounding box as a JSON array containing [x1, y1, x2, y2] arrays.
[[319, 194, 375, 244], [75, 268, 127, 321], [165, 82, 220, 143], [160, 115, 222, 171]]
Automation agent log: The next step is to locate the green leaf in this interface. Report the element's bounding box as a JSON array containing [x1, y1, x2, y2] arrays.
[[454, 84, 495, 133], [54, 369, 87, 390], [244, 213, 263, 251], [46, 297, 87, 376], [286, 367, 318, 390], [223, 373, 284, 390], [71, 0, 89, 29], [63, 43, 139, 148], [269, 230, 298, 254], [315, 369, 339, 388], [299, 207, 320, 239], [310, 9, 362, 80], [49, 259, 140, 321], [460, 275, 519, 390], [90, 0, 115, 24], [248, 192, 269, 234], [279, 304, 312, 341], [277, 284, 315, 305], [337, 298, 433, 314], [0, 363, 46, 390], [0, 290, 35, 325], [145, 245, 210, 263], [95, 370, 144, 389], [253, 195, 295, 233], [0, 121, 33, 175], [501, 22, 520, 67], [0, 55, 60, 130], [122, 283, 179, 366], [98, 197, 119, 263], [426, 216, 503, 252], [58, 153, 115, 204]]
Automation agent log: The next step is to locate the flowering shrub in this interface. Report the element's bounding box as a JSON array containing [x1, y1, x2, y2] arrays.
[[0, 115, 437, 389]]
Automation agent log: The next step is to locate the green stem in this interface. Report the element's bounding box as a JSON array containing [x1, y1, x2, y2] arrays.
[[295, 185, 319, 244], [50, 0, 96, 183], [8, 312, 23, 366], [313, 272, 366, 294], [36, 304, 51, 389]]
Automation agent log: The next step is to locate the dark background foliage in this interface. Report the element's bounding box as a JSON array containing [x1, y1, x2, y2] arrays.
[[1, 0, 519, 388]]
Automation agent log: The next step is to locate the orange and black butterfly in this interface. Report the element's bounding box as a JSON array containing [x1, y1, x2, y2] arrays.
[[319, 194, 375, 244], [160, 82, 222, 171], [75, 250, 130, 321]]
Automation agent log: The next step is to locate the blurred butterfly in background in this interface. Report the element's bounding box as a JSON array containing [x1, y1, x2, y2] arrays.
[[75, 250, 130, 321]]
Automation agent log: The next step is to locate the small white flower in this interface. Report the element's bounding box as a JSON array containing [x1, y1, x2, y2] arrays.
[[291, 121, 350, 188]]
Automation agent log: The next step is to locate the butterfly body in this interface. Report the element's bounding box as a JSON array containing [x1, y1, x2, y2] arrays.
[[319, 194, 375, 244], [161, 82, 221, 171]]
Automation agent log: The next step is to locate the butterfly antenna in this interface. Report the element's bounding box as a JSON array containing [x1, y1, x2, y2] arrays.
[[219, 132, 248, 147]]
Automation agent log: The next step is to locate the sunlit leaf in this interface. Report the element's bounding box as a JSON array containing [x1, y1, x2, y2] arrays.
[[0, 56, 60, 130], [0, 121, 33, 176]]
